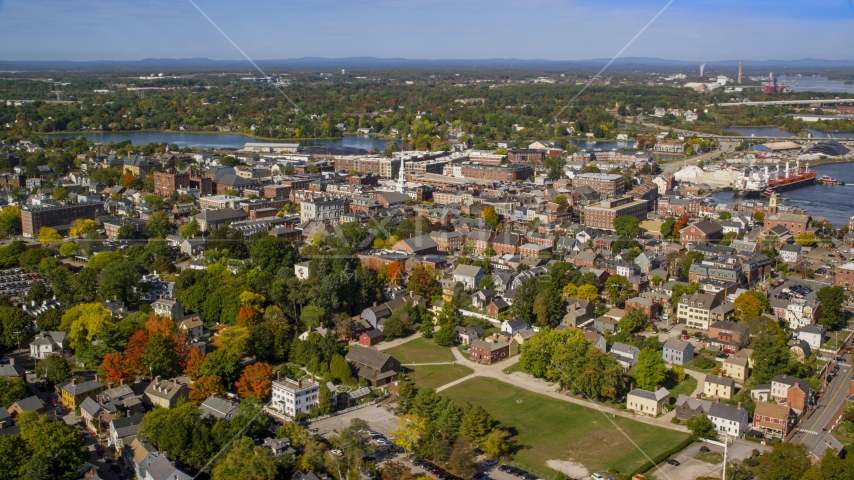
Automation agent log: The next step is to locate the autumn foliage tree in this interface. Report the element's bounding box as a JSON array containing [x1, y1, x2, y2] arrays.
[[123, 330, 150, 376], [100, 352, 133, 385], [234, 362, 273, 400], [386, 261, 405, 286], [185, 349, 206, 380], [407, 265, 440, 299], [673, 214, 689, 236], [189, 375, 226, 404]]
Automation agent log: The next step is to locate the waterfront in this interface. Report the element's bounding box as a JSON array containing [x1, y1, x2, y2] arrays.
[[777, 76, 854, 94], [726, 127, 854, 139], [47, 131, 400, 151], [712, 163, 854, 226]]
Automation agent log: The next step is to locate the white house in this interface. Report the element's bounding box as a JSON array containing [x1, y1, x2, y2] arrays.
[[785, 298, 819, 330], [452, 265, 485, 291], [794, 324, 826, 350], [501, 317, 529, 336], [610, 342, 640, 369], [294, 261, 311, 281], [779, 244, 803, 264], [29, 331, 65, 359], [271, 373, 320, 417]]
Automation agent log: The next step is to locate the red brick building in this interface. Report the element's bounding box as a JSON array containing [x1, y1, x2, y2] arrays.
[[491, 232, 522, 255], [359, 330, 384, 346], [582, 196, 648, 231], [679, 220, 724, 246], [764, 213, 811, 236], [264, 184, 292, 199], [469, 337, 510, 364], [835, 263, 854, 289], [458, 163, 534, 182], [507, 149, 546, 166], [153, 170, 190, 196]]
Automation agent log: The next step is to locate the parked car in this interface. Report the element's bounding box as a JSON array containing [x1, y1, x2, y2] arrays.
[[592, 474, 605, 480], [665, 459, 680, 466]]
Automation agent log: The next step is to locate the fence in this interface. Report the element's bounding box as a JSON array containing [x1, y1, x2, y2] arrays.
[[458, 309, 501, 325], [303, 394, 391, 424]]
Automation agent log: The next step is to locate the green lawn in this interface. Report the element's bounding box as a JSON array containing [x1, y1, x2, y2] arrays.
[[442, 377, 690, 477], [667, 376, 698, 404], [406, 364, 473, 390], [502, 362, 526, 375], [384, 337, 455, 364]]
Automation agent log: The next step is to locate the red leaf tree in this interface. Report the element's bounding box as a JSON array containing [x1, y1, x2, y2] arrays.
[[100, 352, 133, 385], [234, 362, 273, 400], [123, 330, 150, 377], [189, 375, 226, 404], [184, 348, 205, 380]]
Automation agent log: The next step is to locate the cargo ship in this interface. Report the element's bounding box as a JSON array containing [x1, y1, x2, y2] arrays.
[[761, 161, 816, 196]]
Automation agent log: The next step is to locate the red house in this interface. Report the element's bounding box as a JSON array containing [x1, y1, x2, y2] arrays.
[[469, 336, 510, 364], [359, 329, 384, 346]]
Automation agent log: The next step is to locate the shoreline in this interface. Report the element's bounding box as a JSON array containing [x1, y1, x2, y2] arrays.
[[39, 129, 351, 143]]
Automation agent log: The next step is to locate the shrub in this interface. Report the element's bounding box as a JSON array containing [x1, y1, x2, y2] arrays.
[[699, 446, 710, 454], [671, 417, 681, 424]]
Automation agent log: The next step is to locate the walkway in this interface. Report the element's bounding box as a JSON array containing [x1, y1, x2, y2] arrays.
[[435, 345, 689, 433], [376, 332, 422, 351]]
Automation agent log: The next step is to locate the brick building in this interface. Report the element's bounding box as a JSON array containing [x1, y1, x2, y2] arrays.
[[573, 173, 626, 196], [582, 195, 648, 231], [153, 171, 190, 196], [21, 202, 105, 237], [680, 220, 724, 246], [507, 149, 546, 166], [458, 163, 534, 182], [835, 262, 854, 289], [765, 212, 811, 236], [469, 336, 510, 364], [264, 185, 292, 199]]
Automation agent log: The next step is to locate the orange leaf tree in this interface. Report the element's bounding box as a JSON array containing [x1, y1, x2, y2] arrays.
[[146, 315, 177, 337], [236, 306, 261, 328], [189, 375, 226, 404], [100, 352, 133, 385], [234, 362, 273, 400], [123, 330, 150, 377], [184, 348, 206, 380]]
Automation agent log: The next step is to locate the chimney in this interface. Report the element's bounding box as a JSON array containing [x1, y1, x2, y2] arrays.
[[311, 373, 316, 384], [630, 383, 634, 391], [298, 379, 302, 388], [170, 461, 175, 468], [94, 374, 98, 383], [696, 393, 701, 399], [7, 358, 13, 366], [655, 386, 659, 391], [373, 301, 377, 307], [277, 372, 281, 382], [155, 375, 161, 384], [716, 398, 720, 402], [71, 378, 76, 386], [120, 378, 124, 386], [738, 402, 742, 409]]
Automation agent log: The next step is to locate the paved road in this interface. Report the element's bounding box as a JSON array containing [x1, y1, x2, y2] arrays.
[[791, 361, 853, 450], [654, 439, 770, 480]]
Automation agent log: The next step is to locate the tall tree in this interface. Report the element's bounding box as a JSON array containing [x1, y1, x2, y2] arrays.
[[634, 347, 667, 390], [211, 437, 277, 480], [234, 362, 273, 400]]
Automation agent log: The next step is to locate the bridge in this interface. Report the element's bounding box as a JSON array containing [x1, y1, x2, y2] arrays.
[[713, 98, 854, 107]]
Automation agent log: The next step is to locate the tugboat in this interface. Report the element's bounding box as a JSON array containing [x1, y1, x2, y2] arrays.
[[818, 175, 844, 186]]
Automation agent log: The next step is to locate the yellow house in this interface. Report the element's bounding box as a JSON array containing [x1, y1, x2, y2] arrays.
[[627, 387, 669, 416], [722, 356, 748, 383], [57, 379, 106, 410], [703, 374, 735, 400], [441, 278, 457, 302]]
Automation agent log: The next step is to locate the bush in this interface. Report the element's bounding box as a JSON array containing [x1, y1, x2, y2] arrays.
[[671, 417, 681, 424], [691, 356, 717, 369], [699, 446, 710, 453]]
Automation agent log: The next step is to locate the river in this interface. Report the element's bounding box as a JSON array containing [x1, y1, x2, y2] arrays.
[[46, 131, 400, 151], [777, 76, 854, 95], [712, 163, 854, 226], [725, 127, 854, 140]]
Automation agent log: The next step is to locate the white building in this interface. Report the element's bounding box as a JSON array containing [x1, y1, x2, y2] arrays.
[[271, 374, 320, 417], [779, 244, 803, 264], [294, 261, 311, 281], [785, 298, 819, 330], [300, 197, 345, 223]]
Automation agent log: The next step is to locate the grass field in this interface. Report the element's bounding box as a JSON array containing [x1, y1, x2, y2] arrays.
[[667, 376, 698, 403], [384, 337, 455, 364], [442, 377, 690, 477], [502, 362, 525, 375], [407, 364, 473, 390]]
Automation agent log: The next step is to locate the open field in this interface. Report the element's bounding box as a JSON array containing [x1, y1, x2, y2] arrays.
[[384, 337, 455, 364], [442, 377, 690, 478], [407, 364, 473, 390], [667, 376, 698, 403]]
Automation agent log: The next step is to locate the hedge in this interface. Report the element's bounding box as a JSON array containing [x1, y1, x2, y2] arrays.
[[629, 436, 695, 478]]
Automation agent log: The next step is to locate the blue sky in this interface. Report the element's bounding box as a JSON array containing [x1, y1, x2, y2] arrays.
[[1, 0, 853, 61]]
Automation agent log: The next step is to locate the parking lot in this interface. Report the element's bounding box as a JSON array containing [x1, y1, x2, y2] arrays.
[[307, 404, 400, 437], [0, 268, 43, 297]]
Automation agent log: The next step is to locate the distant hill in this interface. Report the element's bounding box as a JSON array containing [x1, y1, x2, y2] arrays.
[[2, 56, 854, 72]]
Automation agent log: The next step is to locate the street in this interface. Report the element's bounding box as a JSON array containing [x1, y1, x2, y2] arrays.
[[653, 439, 769, 480], [790, 362, 853, 450]]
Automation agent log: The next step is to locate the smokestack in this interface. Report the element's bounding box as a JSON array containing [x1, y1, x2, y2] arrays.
[[738, 61, 743, 85]]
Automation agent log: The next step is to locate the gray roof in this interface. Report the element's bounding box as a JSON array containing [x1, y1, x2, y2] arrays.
[[705, 374, 735, 387], [629, 387, 669, 402], [611, 342, 639, 356], [663, 338, 693, 352], [80, 397, 103, 418], [11, 395, 45, 411], [59, 380, 104, 396], [0, 364, 27, 377], [200, 395, 239, 420], [345, 345, 393, 370], [145, 455, 192, 480], [111, 413, 145, 438], [453, 264, 484, 278], [708, 400, 747, 423]]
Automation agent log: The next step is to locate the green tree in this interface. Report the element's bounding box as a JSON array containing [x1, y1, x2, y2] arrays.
[[383, 312, 406, 340], [34, 354, 71, 384], [605, 274, 634, 307], [686, 414, 718, 440], [318, 384, 334, 415], [447, 439, 478, 478], [459, 405, 494, 445], [750, 333, 793, 384], [18, 410, 89, 478], [660, 216, 676, 238], [756, 442, 810, 480], [58, 242, 78, 257], [179, 218, 201, 239], [634, 347, 667, 390], [482, 428, 511, 459], [0, 434, 30, 480], [330, 354, 353, 384], [51, 187, 68, 202], [718, 211, 732, 221], [300, 305, 327, 329], [98, 259, 140, 303], [38, 227, 63, 248], [733, 291, 770, 321], [212, 437, 277, 480], [613, 215, 641, 237], [796, 232, 816, 247], [618, 308, 648, 333], [145, 211, 172, 238], [250, 235, 299, 275], [817, 286, 846, 330], [0, 306, 34, 350], [0, 376, 30, 408], [60, 302, 113, 349]]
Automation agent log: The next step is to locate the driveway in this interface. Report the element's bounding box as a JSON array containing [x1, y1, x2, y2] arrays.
[[652, 439, 769, 480], [307, 404, 399, 437]]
